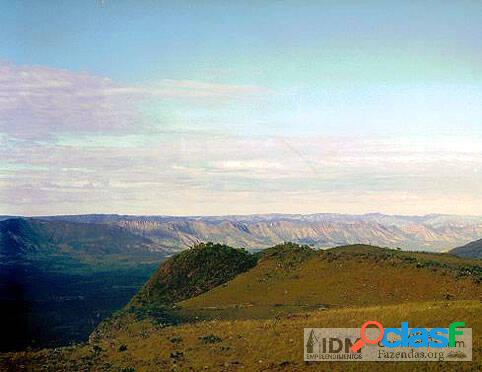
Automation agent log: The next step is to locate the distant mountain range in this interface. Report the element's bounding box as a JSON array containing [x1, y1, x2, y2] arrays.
[[27, 212, 482, 252], [450, 238, 482, 259]]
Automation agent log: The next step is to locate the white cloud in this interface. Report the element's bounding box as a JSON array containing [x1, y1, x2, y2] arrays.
[[2, 62, 481, 216], [0, 62, 272, 140], [2, 131, 482, 215]]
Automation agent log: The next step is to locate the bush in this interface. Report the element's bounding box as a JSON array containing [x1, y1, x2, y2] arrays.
[[199, 334, 222, 344]]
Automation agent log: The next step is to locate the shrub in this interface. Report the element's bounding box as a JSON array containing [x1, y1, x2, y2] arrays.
[[199, 334, 222, 344]]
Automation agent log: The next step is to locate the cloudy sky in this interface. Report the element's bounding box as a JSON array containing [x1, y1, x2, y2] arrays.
[[1, 1, 482, 216]]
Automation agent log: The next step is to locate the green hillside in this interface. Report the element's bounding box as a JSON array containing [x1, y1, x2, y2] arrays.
[[92, 243, 258, 338], [132, 242, 257, 307]]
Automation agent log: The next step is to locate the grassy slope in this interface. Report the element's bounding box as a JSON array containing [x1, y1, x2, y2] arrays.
[[178, 244, 482, 320], [2, 244, 481, 370], [3, 300, 480, 371]]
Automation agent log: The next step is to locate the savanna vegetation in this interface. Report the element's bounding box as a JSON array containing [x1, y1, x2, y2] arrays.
[[2, 242, 481, 371]]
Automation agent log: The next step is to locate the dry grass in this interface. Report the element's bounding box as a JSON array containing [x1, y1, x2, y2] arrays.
[[3, 300, 480, 371], [178, 247, 482, 321]]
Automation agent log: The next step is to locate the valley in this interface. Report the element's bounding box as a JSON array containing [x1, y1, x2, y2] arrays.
[[0, 218, 166, 351]]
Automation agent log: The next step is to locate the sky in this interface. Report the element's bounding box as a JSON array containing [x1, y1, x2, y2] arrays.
[[1, 0, 481, 216]]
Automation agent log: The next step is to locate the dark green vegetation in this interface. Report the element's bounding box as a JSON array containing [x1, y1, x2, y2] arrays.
[[0, 218, 166, 351], [93, 243, 257, 337], [450, 238, 482, 259], [0, 264, 158, 352], [132, 242, 257, 306], [2, 242, 481, 371]]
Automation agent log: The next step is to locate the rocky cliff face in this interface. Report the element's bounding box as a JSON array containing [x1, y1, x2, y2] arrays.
[[43, 213, 482, 252]]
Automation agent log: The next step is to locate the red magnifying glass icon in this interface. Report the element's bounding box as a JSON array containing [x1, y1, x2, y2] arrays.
[[351, 320, 384, 352]]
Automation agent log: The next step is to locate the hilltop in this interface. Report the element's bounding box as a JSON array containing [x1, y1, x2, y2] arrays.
[[178, 244, 482, 321], [450, 238, 482, 259], [93, 243, 257, 338], [132, 242, 257, 307]]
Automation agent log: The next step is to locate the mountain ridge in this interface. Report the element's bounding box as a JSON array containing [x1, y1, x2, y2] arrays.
[[27, 213, 482, 252], [0, 217, 168, 261]]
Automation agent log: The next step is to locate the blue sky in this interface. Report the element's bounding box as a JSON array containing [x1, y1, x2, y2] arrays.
[[1, 1, 481, 215]]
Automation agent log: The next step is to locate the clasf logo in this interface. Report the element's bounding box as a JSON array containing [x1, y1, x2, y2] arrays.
[[351, 321, 465, 352]]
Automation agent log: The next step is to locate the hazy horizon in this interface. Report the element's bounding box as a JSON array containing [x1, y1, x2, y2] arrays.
[[2, 1, 482, 216], [6, 211, 482, 219]]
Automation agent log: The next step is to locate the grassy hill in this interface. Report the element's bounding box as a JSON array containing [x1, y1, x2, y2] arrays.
[[121, 242, 482, 326], [2, 242, 481, 370], [177, 244, 481, 321], [132, 242, 257, 307], [450, 238, 482, 259]]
